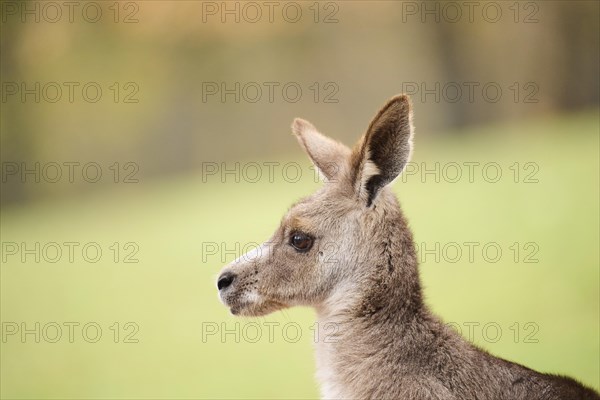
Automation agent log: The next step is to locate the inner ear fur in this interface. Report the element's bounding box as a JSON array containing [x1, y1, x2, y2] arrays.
[[351, 94, 414, 206]]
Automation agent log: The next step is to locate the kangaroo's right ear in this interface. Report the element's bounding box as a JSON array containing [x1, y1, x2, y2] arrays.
[[350, 94, 414, 207], [292, 118, 351, 182]]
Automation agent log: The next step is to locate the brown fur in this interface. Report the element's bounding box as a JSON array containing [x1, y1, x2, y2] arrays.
[[217, 95, 599, 400]]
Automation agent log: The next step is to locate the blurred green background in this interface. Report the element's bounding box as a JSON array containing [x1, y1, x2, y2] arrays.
[[1, 1, 598, 399]]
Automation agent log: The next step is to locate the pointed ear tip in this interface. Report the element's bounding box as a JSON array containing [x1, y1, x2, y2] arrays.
[[390, 94, 412, 108], [291, 118, 314, 136]]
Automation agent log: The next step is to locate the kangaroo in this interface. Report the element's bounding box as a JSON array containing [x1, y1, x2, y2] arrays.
[[217, 94, 599, 400]]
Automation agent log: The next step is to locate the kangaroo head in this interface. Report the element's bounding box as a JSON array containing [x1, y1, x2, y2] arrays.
[[217, 95, 415, 317]]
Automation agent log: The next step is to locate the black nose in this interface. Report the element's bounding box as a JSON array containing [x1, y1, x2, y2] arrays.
[[217, 272, 235, 290]]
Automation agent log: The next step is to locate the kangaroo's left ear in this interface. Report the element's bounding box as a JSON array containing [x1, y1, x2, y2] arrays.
[[350, 94, 414, 207], [292, 118, 351, 182]]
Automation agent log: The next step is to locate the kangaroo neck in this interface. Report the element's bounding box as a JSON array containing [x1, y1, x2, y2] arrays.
[[316, 205, 426, 334]]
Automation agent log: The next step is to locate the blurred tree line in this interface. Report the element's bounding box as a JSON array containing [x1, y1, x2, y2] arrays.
[[1, 1, 598, 204]]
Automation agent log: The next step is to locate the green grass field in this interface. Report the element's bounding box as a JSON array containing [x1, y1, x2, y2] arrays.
[[1, 111, 599, 399]]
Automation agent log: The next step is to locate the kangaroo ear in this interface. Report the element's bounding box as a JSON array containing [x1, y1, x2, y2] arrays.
[[292, 118, 351, 182], [351, 95, 414, 207]]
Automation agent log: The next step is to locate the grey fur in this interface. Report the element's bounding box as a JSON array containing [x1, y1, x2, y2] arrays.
[[217, 94, 599, 400]]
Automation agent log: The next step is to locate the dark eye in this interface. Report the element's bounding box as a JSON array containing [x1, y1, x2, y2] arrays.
[[290, 232, 313, 252]]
